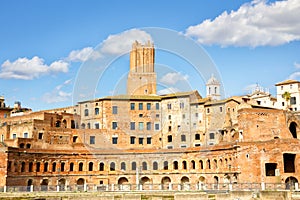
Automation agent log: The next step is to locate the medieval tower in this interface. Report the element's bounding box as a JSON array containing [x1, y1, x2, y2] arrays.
[[127, 40, 156, 96]]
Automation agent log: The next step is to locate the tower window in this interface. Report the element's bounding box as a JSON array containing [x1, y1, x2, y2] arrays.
[[130, 103, 135, 110], [139, 103, 143, 110], [112, 106, 118, 114]]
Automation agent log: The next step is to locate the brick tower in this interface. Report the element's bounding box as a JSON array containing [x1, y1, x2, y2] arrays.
[[127, 40, 156, 96]]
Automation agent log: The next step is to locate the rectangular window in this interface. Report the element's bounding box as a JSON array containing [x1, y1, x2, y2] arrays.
[[90, 136, 95, 144], [156, 103, 159, 110], [130, 103, 135, 110], [291, 97, 296, 105], [147, 137, 152, 144], [265, 163, 277, 176], [146, 122, 151, 130], [156, 114, 160, 118], [168, 115, 171, 120], [155, 123, 160, 131], [147, 103, 151, 110], [23, 132, 28, 138], [180, 102, 184, 109], [283, 153, 295, 173], [168, 126, 172, 132], [168, 135, 172, 142], [139, 137, 143, 144], [12, 133, 16, 139], [112, 122, 118, 130], [167, 103, 172, 109], [38, 133, 43, 140], [130, 122, 135, 130], [209, 133, 215, 139], [112, 106, 118, 114], [181, 135, 186, 142], [130, 136, 135, 144], [112, 137, 118, 144], [182, 114, 185, 119], [95, 123, 100, 129], [139, 122, 144, 130], [220, 107, 223, 112], [195, 113, 198, 117], [139, 103, 143, 110]]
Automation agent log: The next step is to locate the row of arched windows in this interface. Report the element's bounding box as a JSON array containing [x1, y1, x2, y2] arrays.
[[8, 157, 233, 173]]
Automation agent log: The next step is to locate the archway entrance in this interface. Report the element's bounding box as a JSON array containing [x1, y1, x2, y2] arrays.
[[198, 176, 206, 190], [289, 122, 297, 138], [118, 177, 129, 190], [77, 178, 85, 191], [181, 176, 190, 190], [285, 176, 298, 190], [27, 179, 33, 191], [58, 178, 66, 191], [141, 176, 151, 190], [161, 176, 171, 190], [41, 179, 48, 191], [213, 176, 219, 189]]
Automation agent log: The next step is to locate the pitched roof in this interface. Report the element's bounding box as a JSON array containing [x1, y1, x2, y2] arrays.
[[275, 79, 300, 86]]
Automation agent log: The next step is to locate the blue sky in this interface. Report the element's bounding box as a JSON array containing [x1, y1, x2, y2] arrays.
[[0, 0, 299, 111]]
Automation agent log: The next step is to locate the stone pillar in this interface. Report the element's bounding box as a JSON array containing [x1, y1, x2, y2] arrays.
[[295, 182, 299, 190], [84, 183, 87, 192], [229, 184, 233, 191], [178, 184, 181, 191], [30, 185, 33, 192], [111, 184, 114, 191], [57, 185, 60, 192], [261, 182, 265, 190], [4, 185, 6, 193], [169, 183, 172, 190], [139, 184, 142, 191]]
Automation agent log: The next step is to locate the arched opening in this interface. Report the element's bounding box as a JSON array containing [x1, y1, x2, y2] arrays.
[[55, 120, 61, 128], [69, 162, 74, 171], [161, 176, 171, 190], [199, 160, 204, 169], [26, 143, 31, 149], [141, 176, 151, 190], [198, 176, 206, 190], [77, 178, 85, 191], [121, 162, 126, 171], [52, 162, 56, 172], [29, 162, 33, 172], [207, 159, 211, 169], [118, 177, 129, 185], [81, 123, 86, 129], [62, 119, 67, 128], [79, 162, 83, 171], [285, 176, 298, 190], [58, 178, 66, 191], [71, 120, 76, 129], [182, 161, 187, 170], [181, 176, 190, 190], [99, 162, 104, 171], [142, 161, 147, 170], [191, 160, 196, 169], [118, 177, 129, 190], [213, 159, 217, 169], [21, 161, 25, 172], [19, 143, 25, 148], [163, 161, 168, 170], [173, 161, 178, 170], [153, 161, 158, 170], [289, 122, 297, 138], [88, 162, 93, 171], [110, 162, 115, 171], [213, 176, 219, 189], [41, 179, 48, 191], [27, 179, 33, 191]]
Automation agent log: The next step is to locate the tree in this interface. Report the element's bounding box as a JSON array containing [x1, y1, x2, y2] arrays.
[[282, 91, 291, 110]]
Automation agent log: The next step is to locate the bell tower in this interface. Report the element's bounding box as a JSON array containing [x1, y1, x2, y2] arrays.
[[127, 40, 156, 96]]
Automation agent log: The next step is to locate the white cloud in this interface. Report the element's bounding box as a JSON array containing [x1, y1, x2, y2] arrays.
[[101, 29, 152, 55], [186, 0, 300, 47], [67, 47, 101, 62], [0, 56, 69, 80], [289, 72, 300, 79], [42, 79, 72, 103], [294, 62, 300, 69], [157, 87, 180, 95], [160, 72, 189, 85]]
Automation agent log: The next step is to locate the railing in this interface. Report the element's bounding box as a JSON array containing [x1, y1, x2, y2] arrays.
[[1, 182, 299, 193]]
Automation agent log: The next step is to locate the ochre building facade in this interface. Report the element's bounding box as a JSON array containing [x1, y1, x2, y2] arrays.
[[0, 41, 300, 190]]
